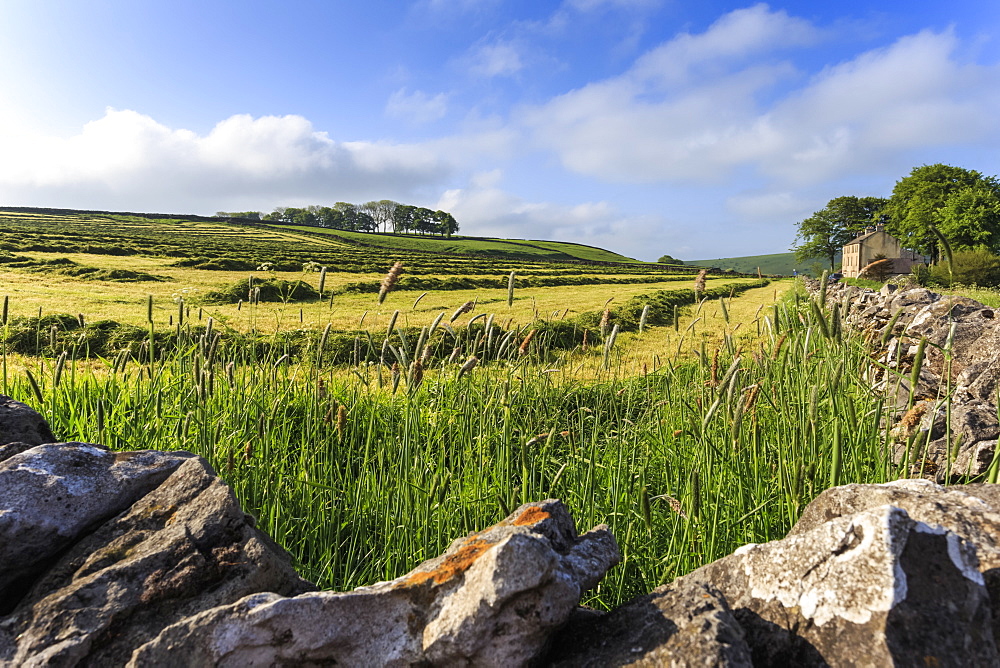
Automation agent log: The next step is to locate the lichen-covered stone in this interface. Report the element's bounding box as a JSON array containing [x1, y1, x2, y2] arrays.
[[682, 504, 997, 666], [129, 499, 620, 667], [793, 479, 1000, 652]]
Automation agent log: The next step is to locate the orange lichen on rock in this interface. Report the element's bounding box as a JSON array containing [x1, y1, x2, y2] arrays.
[[512, 506, 550, 527], [402, 538, 492, 587]]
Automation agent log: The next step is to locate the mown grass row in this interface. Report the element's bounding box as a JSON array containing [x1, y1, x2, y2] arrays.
[[1, 287, 911, 609], [1, 279, 769, 364]]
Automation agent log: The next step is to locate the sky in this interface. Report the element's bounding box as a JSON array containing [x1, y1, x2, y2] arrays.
[[1, 1, 999, 261]]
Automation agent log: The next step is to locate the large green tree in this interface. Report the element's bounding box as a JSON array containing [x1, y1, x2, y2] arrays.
[[884, 164, 1000, 258], [792, 196, 888, 270]]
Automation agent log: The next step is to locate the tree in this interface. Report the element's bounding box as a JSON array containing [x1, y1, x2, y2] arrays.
[[215, 211, 261, 220], [792, 196, 887, 270], [435, 210, 459, 237], [884, 164, 1000, 258], [938, 182, 1000, 251], [413, 207, 436, 235], [392, 204, 415, 234], [359, 200, 398, 233], [657, 254, 684, 264]]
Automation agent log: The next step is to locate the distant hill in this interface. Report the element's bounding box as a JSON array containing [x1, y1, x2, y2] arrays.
[[270, 224, 644, 264], [688, 252, 837, 276], [0, 206, 657, 267]]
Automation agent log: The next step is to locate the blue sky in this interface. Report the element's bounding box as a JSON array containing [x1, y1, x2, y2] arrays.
[[1, 1, 999, 261]]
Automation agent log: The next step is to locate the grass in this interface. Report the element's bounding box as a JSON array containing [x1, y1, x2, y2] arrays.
[[485, 238, 642, 264], [0, 278, 914, 610], [0, 249, 760, 337], [0, 207, 918, 610]]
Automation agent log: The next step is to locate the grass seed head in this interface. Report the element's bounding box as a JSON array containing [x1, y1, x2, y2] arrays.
[[458, 355, 479, 378], [891, 401, 929, 441], [771, 333, 788, 360], [518, 329, 537, 356], [378, 262, 404, 304], [336, 404, 348, 440], [694, 269, 707, 295], [664, 495, 687, 518], [450, 300, 475, 322], [525, 432, 550, 447], [410, 359, 424, 389]]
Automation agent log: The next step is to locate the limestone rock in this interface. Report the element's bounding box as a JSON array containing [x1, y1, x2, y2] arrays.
[[680, 504, 997, 666], [792, 480, 1000, 649], [0, 396, 55, 450], [904, 297, 1000, 381], [129, 499, 620, 667], [791, 480, 1000, 568], [0, 442, 195, 604], [891, 399, 1000, 479], [544, 578, 752, 667], [0, 455, 312, 667], [0, 442, 39, 464], [887, 287, 939, 318], [958, 354, 1000, 405]]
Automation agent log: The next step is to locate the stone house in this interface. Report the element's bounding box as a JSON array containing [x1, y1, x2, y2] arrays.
[[842, 225, 924, 278]]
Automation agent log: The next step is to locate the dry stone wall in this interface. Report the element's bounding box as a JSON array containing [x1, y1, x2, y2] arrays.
[[814, 280, 1000, 481]]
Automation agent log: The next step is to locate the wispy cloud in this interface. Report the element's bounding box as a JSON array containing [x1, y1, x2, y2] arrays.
[[465, 39, 526, 78], [386, 88, 449, 124], [437, 176, 665, 258]]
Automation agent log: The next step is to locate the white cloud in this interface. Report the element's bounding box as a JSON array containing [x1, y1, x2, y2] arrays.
[[630, 4, 821, 86], [436, 182, 666, 259], [0, 109, 453, 212], [521, 8, 1000, 188], [467, 40, 525, 78], [764, 29, 1000, 182], [726, 190, 814, 222], [386, 88, 449, 124]]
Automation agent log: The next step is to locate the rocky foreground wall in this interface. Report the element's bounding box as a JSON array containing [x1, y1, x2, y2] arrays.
[[815, 280, 1000, 481], [5, 283, 1000, 668]]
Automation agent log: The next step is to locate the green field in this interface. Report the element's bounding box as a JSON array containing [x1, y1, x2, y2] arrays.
[[0, 206, 925, 610], [689, 251, 831, 276], [271, 224, 640, 263]]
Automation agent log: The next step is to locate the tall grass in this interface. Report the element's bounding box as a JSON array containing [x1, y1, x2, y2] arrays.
[[4, 289, 898, 609]]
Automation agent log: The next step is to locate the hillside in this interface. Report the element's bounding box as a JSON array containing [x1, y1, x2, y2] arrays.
[[688, 251, 835, 276], [268, 223, 641, 263], [0, 206, 649, 268]]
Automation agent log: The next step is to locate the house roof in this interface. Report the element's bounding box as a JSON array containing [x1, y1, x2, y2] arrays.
[[845, 229, 885, 246]]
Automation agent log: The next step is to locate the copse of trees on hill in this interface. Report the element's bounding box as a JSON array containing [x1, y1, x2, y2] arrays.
[[216, 200, 459, 237]]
